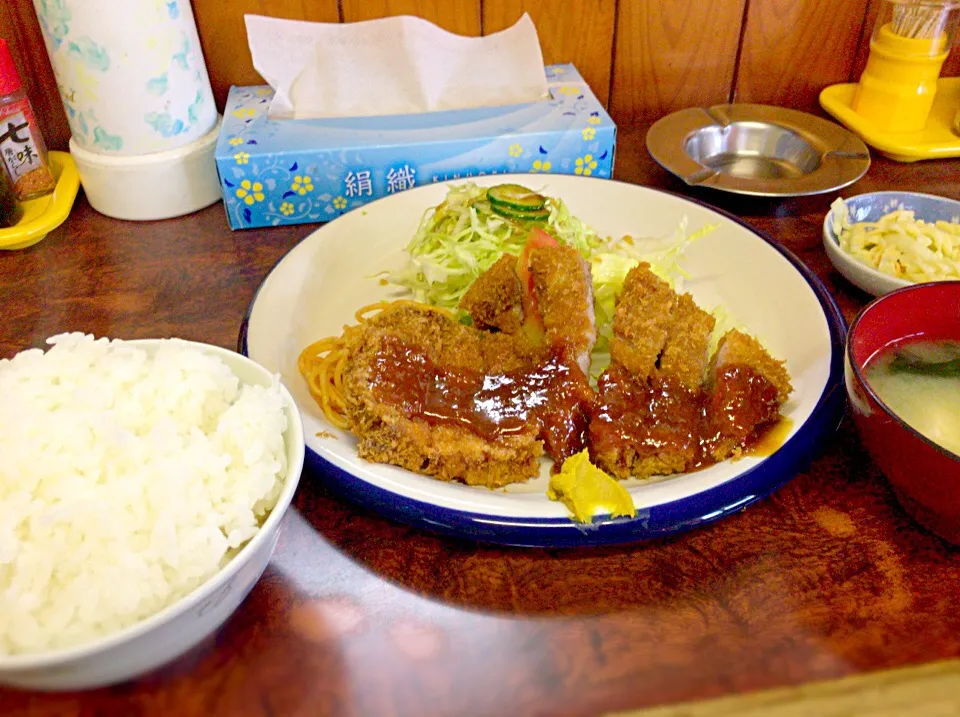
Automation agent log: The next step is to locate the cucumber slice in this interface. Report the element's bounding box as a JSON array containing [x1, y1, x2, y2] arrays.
[[490, 203, 550, 222], [487, 184, 547, 212]]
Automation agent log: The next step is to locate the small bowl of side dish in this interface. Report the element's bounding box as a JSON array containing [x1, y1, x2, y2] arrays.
[[0, 336, 305, 691], [824, 191, 960, 297], [846, 282, 960, 543]]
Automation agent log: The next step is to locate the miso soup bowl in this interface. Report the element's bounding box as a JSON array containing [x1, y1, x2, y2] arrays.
[[845, 281, 960, 544]]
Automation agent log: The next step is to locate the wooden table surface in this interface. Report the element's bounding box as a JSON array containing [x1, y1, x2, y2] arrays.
[[2, 128, 960, 717]]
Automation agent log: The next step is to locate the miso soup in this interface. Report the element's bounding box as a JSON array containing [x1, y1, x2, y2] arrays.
[[864, 340, 960, 457]]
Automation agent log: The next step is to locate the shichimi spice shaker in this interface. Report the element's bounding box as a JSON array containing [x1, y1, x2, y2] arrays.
[[0, 38, 56, 201]]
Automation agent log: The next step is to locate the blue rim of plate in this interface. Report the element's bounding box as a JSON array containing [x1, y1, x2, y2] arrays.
[[239, 187, 847, 548]]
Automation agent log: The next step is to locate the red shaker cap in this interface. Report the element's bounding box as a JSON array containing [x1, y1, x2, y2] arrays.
[[0, 39, 23, 96]]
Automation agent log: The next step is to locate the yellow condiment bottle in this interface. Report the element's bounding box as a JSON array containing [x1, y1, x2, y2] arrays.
[[853, 22, 949, 134]]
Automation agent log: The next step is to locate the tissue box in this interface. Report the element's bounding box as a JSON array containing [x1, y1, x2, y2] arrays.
[[215, 64, 616, 230]]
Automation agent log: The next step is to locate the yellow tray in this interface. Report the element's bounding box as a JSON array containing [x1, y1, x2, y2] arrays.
[[0, 151, 81, 250], [820, 77, 960, 162]]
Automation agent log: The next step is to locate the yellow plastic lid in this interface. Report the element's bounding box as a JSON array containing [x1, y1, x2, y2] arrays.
[[0, 151, 81, 251]]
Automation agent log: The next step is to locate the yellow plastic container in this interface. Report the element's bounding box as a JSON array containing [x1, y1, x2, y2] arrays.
[[853, 23, 949, 133], [0, 151, 80, 250], [820, 76, 960, 161]]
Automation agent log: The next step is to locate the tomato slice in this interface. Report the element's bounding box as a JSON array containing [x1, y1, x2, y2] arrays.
[[517, 229, 559, 288], [526, 228, 560, 250]]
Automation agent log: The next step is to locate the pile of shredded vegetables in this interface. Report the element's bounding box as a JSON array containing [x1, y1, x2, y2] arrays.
[[387, 182, 718, 365], [831, 198, 960, 282]]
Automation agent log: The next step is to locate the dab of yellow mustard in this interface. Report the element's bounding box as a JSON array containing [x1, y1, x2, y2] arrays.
[[547, 449, 636, 523]]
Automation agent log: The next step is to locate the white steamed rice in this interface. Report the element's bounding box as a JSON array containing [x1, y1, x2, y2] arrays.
[[0, 334, 289, 656]]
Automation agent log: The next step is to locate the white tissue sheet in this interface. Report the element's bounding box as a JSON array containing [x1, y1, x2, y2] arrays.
[[245, 13, 549, 120]]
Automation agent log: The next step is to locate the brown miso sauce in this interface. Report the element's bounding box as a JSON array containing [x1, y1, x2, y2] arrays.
[[367, 335, 593, 461], [590, 368, 700, 464], [368, 337, 789, 473], [591, 363, 789, 474], [744, 417, 794, 458]]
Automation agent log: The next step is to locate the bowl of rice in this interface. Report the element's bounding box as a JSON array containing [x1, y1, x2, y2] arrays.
[[0, 334, 305, 690]]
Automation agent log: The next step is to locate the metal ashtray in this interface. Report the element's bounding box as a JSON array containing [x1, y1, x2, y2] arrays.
[[646, 104, 871, 198]]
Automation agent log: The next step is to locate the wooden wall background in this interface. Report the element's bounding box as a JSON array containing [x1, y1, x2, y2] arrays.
[[4, 0, 960, 153]]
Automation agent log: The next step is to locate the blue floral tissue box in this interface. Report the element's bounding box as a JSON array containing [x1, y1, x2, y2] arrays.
[[215, 64, 616, 230]]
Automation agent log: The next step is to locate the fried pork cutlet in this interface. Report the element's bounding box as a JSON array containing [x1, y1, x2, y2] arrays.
[[341, 304, 593, 488], [590, 365, 700, 480], [459, 254, 525, 333], [590, 265, 706, 479], [609, 263, 676, 379], [611, 264, 716, 389], [654, 292, 716, 391], [529, 245, 597, 375], [459, 243, 598, 375], [589, 264, 791, 479], [479, 330, 542, 373], [703, 329, 793, 462]]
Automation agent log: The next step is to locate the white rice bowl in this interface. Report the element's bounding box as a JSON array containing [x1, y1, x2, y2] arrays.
[[0, 334, 302, 665]]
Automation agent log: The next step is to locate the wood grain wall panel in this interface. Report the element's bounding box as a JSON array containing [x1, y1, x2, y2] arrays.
[[609, 0, 746, 128], [1, 0, 70, 151], [850, 0, 881, 83], [734, 0, 870, 110], [483, 0, 616, 106], [8, 0, 960, 155], [944, 45, 960, 76], [193, 0, 341, 110], [340, 0, 481, 36], [941, 58, 960, 77]]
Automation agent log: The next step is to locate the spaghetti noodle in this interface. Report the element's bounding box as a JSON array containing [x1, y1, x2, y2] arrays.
[[297, 300, 455, 429]]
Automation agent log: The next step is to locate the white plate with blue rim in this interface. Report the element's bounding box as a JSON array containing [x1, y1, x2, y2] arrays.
[[241, 174, 845, 547]]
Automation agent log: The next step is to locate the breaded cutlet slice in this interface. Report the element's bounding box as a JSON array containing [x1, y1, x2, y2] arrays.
[[459, 254, 525, 334], [529, 245, 597, 375], [654, 292, 716, 391], [479, 331, 543, 373], [708, 329, 792, 404], [609, 263, 676, 380], [353, 303, 486, 370], [704, 329, 793, 462], [589, 365, 699, 480], [342, 305, 542, 488], [347, 409, 544, 488]]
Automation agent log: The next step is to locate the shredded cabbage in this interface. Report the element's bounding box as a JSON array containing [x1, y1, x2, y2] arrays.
[[388, 182, 605, 307], [389, 182, 717, 362], [830, 198, 960, 282]]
